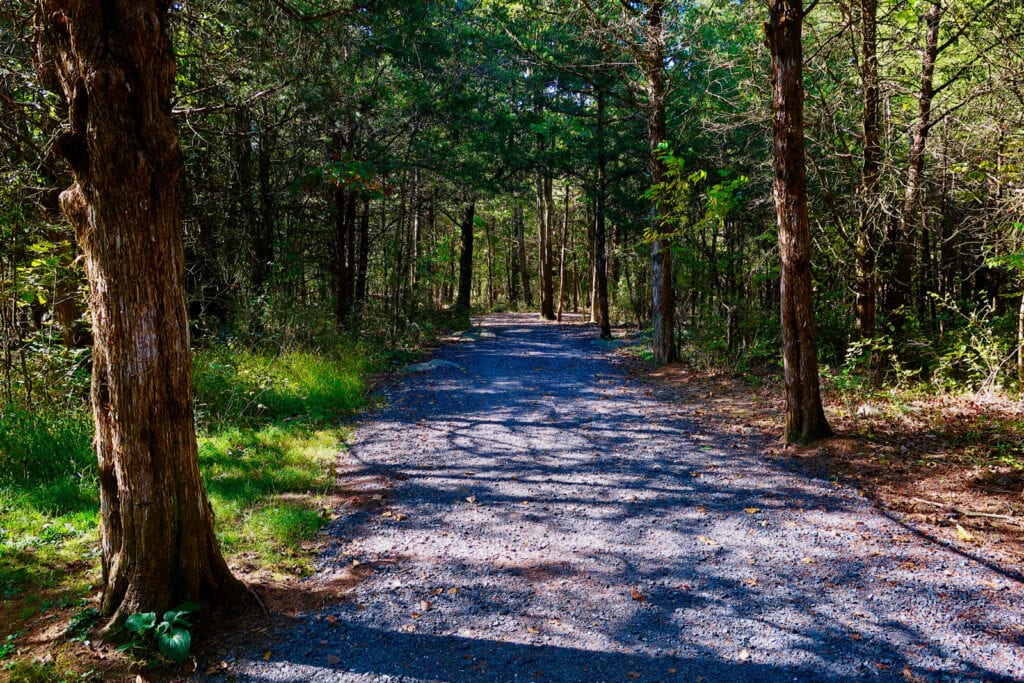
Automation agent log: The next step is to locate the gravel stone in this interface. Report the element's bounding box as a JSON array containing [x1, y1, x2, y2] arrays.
[[220, 314, 1023, 682]]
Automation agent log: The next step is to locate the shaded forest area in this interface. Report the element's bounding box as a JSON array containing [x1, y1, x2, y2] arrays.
[[4, 0, 1024, 398], [1, 0, 1024, 677]]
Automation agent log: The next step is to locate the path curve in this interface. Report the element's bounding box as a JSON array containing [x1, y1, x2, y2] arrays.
[[228, 314, 1022, 682]]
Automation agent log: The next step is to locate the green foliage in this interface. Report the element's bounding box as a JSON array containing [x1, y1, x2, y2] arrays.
[[0, 404, 94, 493], [118, 602, 200, 664], [193, 348, 372, 429]]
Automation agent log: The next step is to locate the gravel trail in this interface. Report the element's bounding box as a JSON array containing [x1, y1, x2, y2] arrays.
[[227, 314, 1023, 682]]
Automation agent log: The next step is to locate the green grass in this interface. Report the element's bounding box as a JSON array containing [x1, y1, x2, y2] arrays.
[[1, 340, 389, 656]]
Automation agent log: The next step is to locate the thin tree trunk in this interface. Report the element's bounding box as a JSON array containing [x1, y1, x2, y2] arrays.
[[485, 216, 495, 309], [537, 174, 556, 320], [35, 0, 242, 630], [594, 86, 612, 339], [356, 195, 370, 303], [455, 200, 475, 311], [766, 0, 833, 443], [892, 0, 941, 332], [515, 202, 532, 307], [557, 185, 569, 321], [854, 0, 880, 341]]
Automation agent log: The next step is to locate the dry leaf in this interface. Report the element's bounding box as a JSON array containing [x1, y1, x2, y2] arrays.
[[697, 535, 718, 546], [401, 624, 416, 633], [447, 587, 459, 595], [466, 496, 477, 503], [419, 600, 432, 611], [850, 633, 862, 641], [430, 588, 443, 596], [527, 626, 540, 634], [743, 577, 758, 587], [744, 507, 761, 514], [955, 524, 975, 542], [695, 505, 708, 513], [263, 651, 272, 661], [628, 672, 642, 680], [629, 587, 647, 602], [801, 557, 818, 564], [326, 655, 341, 665]]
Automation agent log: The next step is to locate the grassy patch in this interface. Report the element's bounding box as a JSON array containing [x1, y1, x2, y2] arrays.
[[1, 340, 390, 673]]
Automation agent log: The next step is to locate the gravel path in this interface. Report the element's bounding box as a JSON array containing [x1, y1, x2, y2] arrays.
[[226, 314, 1023, 682]]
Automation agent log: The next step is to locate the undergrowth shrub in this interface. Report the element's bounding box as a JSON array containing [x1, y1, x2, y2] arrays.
[[0, 404, 93, 494], [193, 348, 374, 429]]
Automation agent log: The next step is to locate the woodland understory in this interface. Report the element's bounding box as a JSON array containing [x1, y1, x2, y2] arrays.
[[1, 0, 1024, 678]]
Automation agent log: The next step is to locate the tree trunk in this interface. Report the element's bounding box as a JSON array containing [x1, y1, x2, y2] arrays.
[[594, 85, 612, 339], [557, 185, 569, 322], [34, 0, 242, 630], [485, 216, 495, 309], [643, 2, 676, 364], [892, 0, 941, 332], [766, 0, 833, 443], [854, 0, 880, 341], [455, 200, 475, 311], [515, 202, 532, 308], [536, 173, 556, 320], [356, 196, 370, 303]]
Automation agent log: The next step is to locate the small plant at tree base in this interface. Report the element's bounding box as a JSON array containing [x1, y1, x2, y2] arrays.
[[118, 602, 200, 664]]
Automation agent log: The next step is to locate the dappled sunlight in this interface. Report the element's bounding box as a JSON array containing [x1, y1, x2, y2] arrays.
[[232, 315, 1022, 681]]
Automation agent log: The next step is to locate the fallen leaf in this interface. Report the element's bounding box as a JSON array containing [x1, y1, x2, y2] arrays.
[[411, 612, 421, 619], [697, 535, 719, 546], [419, 600, 432, 611], [850, 633, 862, 641], [326, 654, 341, 665], [430, 588, 443, 596], [628, 672, 642, 680], [527, 626, 540, 634], [743, 577, 759, 587], [801, 557, 818, 564], [447, 587, 459, 595], [466, 496, 477, 503], [263, 651, 272, 661], [955, 524, 975, 542], [744, 507, 761, 514], [401, 624, 416, 633], [630, 587, 647, 602], [737, 649, 751, 662], [695, 505, 708, 513]]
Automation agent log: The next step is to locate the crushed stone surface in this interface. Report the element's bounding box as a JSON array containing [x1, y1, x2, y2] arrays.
[[221, 314, 1023, 682]]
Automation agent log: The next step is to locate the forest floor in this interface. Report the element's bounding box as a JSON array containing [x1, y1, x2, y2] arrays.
[[639, 364, 1024, 571], [201, 313, 1022, 683]]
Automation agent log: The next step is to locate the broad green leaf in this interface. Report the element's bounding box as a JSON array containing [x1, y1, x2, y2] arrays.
[[125, 612, 156, 634], [158, 627, 192, 663]]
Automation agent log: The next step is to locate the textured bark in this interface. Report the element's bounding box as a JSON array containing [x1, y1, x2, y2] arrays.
[[766, 0, 833, 443], [455, 201, 475, 311], [643, 2, 676, 365], [34, 0, 242, 629]]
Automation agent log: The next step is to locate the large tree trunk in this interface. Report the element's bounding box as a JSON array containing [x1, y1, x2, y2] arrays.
[[455, 200, 475, 311], [34, 0, 242, 630], [766, 0, 833, 444], [643, 2, 676, 365]]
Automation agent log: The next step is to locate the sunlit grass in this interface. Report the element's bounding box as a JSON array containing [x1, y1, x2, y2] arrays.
[[2, 341, 385, 655]]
